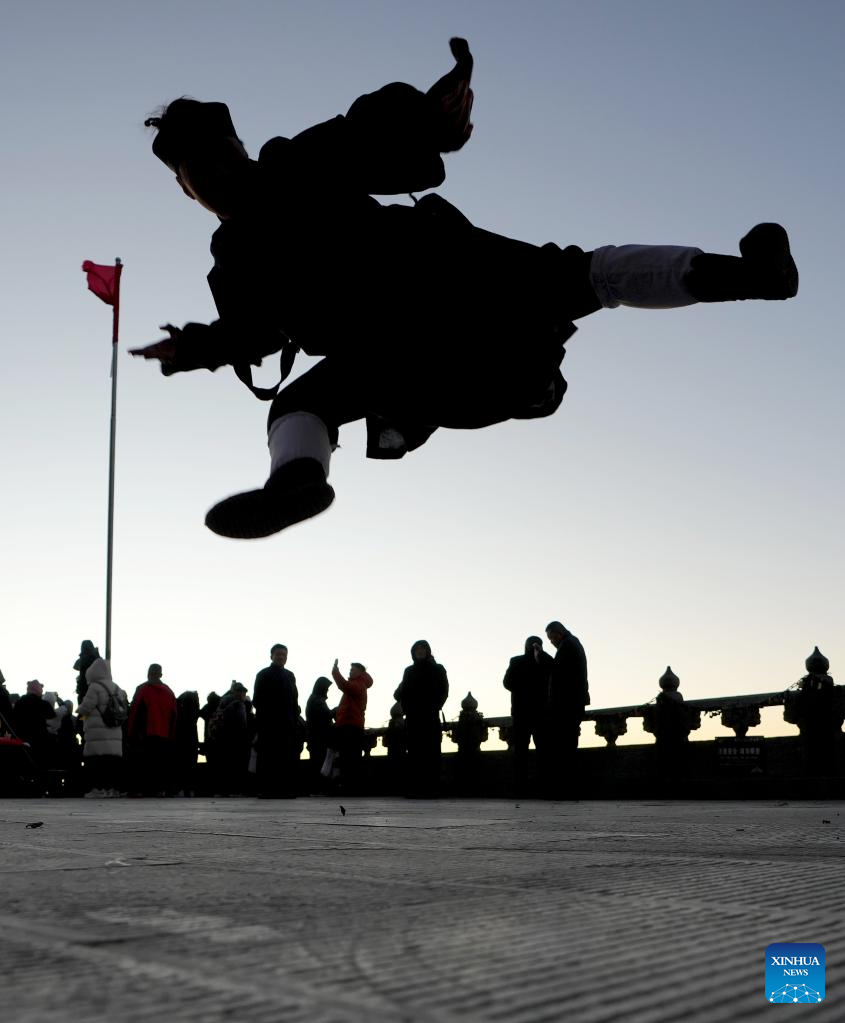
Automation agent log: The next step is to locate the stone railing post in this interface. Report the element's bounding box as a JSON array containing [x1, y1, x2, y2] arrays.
[[450, 692, 489, 756], [642, 666, 698, 778], [593, 713, 629, 746], [720, 704, 761, 738], [783, 646, 843, 777], [450, 692, 489, 795]]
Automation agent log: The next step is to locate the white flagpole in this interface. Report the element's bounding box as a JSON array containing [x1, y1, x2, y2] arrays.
[[105, 257, 123, 662]]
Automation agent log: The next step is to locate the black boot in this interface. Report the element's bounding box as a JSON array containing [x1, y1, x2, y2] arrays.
[[205, 458, 334, 539], [684, 223, 798, 302]]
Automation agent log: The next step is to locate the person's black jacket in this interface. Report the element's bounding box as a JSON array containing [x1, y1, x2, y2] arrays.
[[503, 637, 554, 717], [253, 665, 300, 731], [164, 75, 577, 455], [0, 684, 13, 734], [306, 678, 334, 748], [216, 691, 250, 742], [13, 694, 55, 746], [550, 631, 590, 716], [175, 692, 200, 757], [396, 641, 449, 726], [73, 641, 100, 701]]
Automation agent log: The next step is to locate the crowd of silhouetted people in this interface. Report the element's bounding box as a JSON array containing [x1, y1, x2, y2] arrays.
[[0, 635, 466, 799], [0, 622, 592, 800], [3, 631, 839, 800]]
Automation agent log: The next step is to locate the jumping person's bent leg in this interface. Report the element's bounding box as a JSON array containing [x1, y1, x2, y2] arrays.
[[589, 223, 797, 309], [205, 359, 367, 540]]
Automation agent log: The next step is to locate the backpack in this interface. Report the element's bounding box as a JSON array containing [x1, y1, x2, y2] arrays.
[[101, 685, 129, 728]]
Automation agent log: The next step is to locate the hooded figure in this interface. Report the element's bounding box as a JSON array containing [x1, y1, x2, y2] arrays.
[[76, 658, 126, 795], [330, 662, 374, 792], [544, 621, 589, 798], [502, 636, 555, 795], [503, 637, 554, 718], [331, 662, 374, 731], [396, 640, 449, 796]]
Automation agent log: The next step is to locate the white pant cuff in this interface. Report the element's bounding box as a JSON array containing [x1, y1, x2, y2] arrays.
[[268, 412, 331, 478], [590, 244, 703, 309]]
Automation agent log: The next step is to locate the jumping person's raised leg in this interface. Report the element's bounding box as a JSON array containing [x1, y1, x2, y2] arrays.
[[205, 360, 366, 540], [589, 223, 798, 310]]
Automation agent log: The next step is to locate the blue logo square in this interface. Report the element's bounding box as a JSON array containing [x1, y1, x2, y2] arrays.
[[766, 943, 825, 1003]]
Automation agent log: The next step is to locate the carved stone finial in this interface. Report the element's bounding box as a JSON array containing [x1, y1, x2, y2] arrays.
[[461, 691, 478, 712], [659, 666, 680, 691], [805, 646, 830, 675]]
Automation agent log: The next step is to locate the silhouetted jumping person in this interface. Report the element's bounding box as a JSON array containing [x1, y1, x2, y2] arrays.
[[133, 38, 798, 539]]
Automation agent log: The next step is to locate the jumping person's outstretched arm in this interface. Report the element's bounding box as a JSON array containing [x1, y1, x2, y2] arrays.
[[129, 317, 287, 376]]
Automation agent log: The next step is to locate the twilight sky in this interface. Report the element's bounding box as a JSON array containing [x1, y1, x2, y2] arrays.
[[1, 0, 842, 746]]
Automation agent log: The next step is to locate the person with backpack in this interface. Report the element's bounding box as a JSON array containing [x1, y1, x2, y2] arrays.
[[77, 658, 128, 798], [126, 664, 178, 796]]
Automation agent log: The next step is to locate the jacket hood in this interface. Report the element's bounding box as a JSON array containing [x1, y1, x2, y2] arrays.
[[85, 658, 112, 687], [410, 639, 432, 660]]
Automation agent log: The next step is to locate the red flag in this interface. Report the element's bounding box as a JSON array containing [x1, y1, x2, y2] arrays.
[[82, 260, 119, 306]]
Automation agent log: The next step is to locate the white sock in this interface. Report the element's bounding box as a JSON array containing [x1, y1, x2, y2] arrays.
[[268, 412, 331, 478], [590, 244, 703, 309]]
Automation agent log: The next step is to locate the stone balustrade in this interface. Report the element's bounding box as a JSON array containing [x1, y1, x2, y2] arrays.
[[364, 646, 844, 751]]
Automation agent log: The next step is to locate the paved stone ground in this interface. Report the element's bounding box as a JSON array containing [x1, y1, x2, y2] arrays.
[[0, 798, 842, 1022]]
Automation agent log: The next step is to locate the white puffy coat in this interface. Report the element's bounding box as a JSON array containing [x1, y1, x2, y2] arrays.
[[78, 658, 125, 757]]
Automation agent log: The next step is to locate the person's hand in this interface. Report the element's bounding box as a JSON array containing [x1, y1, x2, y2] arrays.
[[427, 37, 474, 152], [129, 324, 181, 363], [333, 658, 339, 670]]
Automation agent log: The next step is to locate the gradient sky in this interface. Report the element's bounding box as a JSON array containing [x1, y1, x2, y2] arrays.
[[1, 1, 842, 748]]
